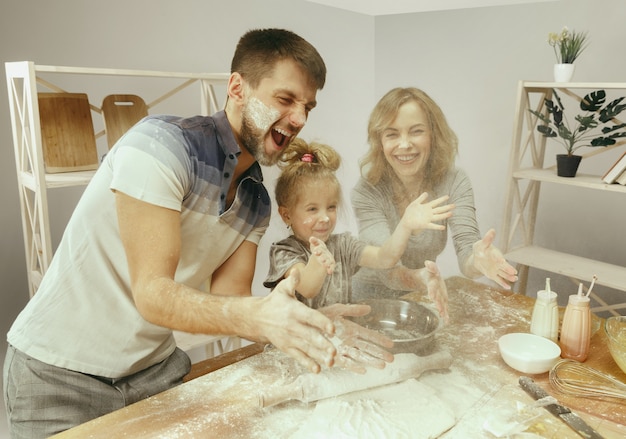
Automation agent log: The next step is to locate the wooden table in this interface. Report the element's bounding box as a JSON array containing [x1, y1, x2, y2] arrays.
[[53, 277, 626, 438]]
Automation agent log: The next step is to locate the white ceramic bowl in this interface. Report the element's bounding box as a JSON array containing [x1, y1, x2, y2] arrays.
[[498, 332, 561, 374]]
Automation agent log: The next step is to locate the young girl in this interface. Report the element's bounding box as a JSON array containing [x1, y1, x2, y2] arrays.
[[264, 138, 454, 313]]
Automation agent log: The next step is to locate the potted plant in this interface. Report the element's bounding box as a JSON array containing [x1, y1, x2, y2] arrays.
[[548, 27, 588, 82], [529, 89, 626, 177]]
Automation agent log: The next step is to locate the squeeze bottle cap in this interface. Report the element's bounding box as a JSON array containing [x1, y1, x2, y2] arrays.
[[568, 294, 590, 305], [537, 290, 557, 301]]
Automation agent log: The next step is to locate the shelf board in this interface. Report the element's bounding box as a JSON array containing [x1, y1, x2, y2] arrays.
[[513, 168, 626, 193], [522, 81, 626, 90], [20, 169, 96, 189], [34, 63, 230, 81], [505, 246, 626, 291]]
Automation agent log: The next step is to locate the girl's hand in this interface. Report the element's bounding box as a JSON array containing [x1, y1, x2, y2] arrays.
[[309, 236, 336, 275], [472, 229, 518, 290], [402, 193, 455, 232]]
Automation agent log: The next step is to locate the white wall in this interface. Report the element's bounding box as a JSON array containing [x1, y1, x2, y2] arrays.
[[1, 0, 624, 381]]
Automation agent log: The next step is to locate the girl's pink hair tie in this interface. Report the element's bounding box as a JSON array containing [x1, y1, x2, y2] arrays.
[[301, 153, 314, 163]]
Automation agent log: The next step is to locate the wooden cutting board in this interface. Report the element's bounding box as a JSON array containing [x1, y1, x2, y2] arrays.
[[101, 94, 148, 149], [38, 92, 99, 173]]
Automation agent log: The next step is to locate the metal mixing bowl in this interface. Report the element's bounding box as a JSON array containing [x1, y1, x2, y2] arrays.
[[349, 299, 442, 355]]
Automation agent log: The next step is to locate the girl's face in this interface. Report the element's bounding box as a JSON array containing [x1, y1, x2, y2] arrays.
[[381, 100, 432, 184], [279, 178, 339, 243]]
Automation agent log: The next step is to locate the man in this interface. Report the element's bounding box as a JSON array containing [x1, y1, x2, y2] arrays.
[[3, 28, 392, 438]]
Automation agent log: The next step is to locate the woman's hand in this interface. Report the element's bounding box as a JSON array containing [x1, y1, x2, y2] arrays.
[[472, 229, 518, 290], [418, 260, 449, 323], [402, 193, 455, 232]]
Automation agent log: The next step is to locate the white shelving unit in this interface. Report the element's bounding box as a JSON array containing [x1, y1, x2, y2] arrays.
[[501, 80, 626, 315], [5, 61, 239, 357]]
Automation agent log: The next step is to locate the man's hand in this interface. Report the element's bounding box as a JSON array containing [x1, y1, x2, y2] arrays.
[[256, 271, 338, 373], [472, 229, 518, 290], [318, 304, 395, 374], [255, 273, 394, 374]]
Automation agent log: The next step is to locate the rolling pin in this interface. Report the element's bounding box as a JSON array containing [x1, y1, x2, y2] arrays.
[[259, 350, 453, 408]]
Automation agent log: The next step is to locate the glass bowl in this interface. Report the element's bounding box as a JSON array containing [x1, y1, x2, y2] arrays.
[[605, 316, 626, 375]]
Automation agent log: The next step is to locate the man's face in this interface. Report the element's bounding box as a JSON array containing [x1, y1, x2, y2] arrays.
[[239, 59, 318, 166]]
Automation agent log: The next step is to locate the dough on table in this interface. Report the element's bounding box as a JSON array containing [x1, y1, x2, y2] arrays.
[[289, 378, 456, 439]]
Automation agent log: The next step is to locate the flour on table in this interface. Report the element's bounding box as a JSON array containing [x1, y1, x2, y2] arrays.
[[287, 379, 455, 439]]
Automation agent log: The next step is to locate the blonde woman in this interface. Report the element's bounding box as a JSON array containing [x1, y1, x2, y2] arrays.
[[351, 87, 518, 315]]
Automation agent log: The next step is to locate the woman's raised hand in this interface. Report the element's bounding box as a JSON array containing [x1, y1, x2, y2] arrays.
[[402, 193, 455, 232]]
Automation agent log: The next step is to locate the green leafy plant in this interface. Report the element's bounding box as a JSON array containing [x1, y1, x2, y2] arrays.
[[529, 89, 626, 156], [548, 27, 588, 64]]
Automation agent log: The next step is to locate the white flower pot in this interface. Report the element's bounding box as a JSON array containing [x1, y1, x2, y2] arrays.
[[554, 63, 575, 82]]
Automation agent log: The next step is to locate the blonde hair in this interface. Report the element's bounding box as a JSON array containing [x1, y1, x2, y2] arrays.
[[360, 87, 458, 201], [275, 138, 342, 209]]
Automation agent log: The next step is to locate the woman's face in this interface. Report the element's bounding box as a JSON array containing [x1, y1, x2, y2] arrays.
[[381, 101, 432, 183]]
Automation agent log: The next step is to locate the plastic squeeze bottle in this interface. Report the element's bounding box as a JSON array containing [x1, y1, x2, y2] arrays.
[[559, 282, 592, 362], [530, 278, 559, 342]]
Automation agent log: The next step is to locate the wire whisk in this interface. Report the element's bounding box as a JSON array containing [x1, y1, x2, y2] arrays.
[[549, 359, 626, 401]]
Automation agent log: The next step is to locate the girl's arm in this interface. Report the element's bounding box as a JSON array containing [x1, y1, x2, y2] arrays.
[[284, 237, 335, 299], [358, 193, 454, 269]]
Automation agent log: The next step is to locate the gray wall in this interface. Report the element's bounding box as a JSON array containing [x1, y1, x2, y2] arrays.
[[1, 1, 625, 428]]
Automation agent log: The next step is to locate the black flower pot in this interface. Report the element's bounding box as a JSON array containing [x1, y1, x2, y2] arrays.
[[556, 154, 582, 177]]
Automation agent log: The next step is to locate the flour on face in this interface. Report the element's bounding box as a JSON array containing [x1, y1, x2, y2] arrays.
[[246, 97, 280, 132], [240, 96, 283, 166]]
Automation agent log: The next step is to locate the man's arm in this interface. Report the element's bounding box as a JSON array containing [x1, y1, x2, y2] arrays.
[[210, 240, 257, 297], [114, 191, 337, 372]]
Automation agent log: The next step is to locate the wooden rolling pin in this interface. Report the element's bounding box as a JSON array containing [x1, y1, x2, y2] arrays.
[[259, 350, 453, 408]]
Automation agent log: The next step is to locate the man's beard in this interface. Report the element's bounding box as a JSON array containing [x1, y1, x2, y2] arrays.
[[240, 100, 283, 167]]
